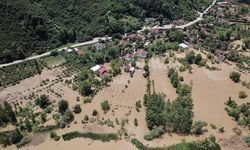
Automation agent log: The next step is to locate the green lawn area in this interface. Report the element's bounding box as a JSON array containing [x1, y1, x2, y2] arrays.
[[44, 55, 66, 67]]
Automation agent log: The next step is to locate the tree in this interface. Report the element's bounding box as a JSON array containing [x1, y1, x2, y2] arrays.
[[229, 71, 241, 83], [244, 37, 250, 49], [62, 109, 74, 123], [185, 51, 195, 64], [58, 100, 69, 114], [239, 91, 248, 99], [73, 104, 82, 114], [192, 121, 207, 135], [92, 110, 98, 116], [101, 100, 110, 113], [194, 54, 202, 65], [0, 101, 17, 125], [35, 95, 50, 109], [79, 80, 92, 96], [134, 118, 138, 126]]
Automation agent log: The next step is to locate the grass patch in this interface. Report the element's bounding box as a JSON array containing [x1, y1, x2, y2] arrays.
[[44, 55, 66, 67], [62, 131, 118, 142], [131, 137, 220, 150], [33, 125, 58, 133]]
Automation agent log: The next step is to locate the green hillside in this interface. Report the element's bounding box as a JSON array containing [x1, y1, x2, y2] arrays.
[[0, 0, 212, 63]]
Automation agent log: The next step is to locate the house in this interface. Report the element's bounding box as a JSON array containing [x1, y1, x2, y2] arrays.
[[90, 65, 107, 76], [124, 53, 134, 61], [137, 49, 148, 58], [179, 43, 189, 49], [91, 65, 101, 72], [98, 65, 107, 76], [92, 43, 106, 51]]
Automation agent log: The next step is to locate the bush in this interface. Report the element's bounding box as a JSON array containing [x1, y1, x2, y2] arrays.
[[192, 121, 207, 135], [101, 100, 110, 113], [35, 94, 50, 109], [58, 100, 69, 114], [62, 109, 74, 123], [144, 126, 165, 141], [239, 91, 248, 99], [229, 71, 241, 83], [79, 80, 92, 96], [84, 97, 92, 104], [92, 110, 98, 116], [33, 125, 58, 133], [50, 131, 61, 141], [73, 104, 82, 114], [134, 118, 138, 126], [16, 137, 31, 148], [62, 131, 118, 142]]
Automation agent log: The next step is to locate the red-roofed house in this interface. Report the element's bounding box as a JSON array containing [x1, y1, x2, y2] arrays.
[[98, 65, 107, 76]]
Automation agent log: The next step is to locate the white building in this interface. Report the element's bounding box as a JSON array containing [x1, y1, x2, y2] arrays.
[[90, 65, 101, 72], [179, 43, 189, 49]]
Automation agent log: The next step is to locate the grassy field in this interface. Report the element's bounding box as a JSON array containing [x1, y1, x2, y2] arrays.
[[44, 55, 66, 67]]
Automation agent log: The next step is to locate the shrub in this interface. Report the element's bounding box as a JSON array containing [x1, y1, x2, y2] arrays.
[[35, 95, 50, 109], [83, 97, 92, 104], [79, 80, 92, 96], [62, 109, 74, 123], [144, 126, 165, 141], [239, 91, 248, 99], [58, 100, 69, 114], [73, 104, 82, 114], [229, 71, 241, 83], [16, 137, 31, 148], [33, 125, 58, 133], [101, 100, 110, 113], [192, 121, 207, 135], [84, 115, 89, 121], [92, 110, 98, 116], [62, 131, 118, 142], [134, 118, 138, 126]]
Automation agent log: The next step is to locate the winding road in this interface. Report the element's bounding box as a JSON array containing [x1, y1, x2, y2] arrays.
[[0, 0, 217, 68]]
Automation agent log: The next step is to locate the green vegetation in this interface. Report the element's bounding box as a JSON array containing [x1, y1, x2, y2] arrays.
[[144, 126, 164, 141], [131, 136, 220, 150], [58, 99, 69, 114], [101, 100, 111, 113], [229, 71, 241, 83], [0, 60, 45, 87], [239, 91, 248, 99], [33, 125, 58, 133], [225, 97, 250, 129], [62, 131, 118, 142], [0, 0, 212, 63], [35, 94, 50, 109], [0, 101, 17, 126], [192, 121, 208, 135], [44, 55, 66, 67], [0, 129, 23, 147], [73, 104, 82, 114]]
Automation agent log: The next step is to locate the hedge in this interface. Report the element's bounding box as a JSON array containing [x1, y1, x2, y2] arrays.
[[62, 131, 118, 142]]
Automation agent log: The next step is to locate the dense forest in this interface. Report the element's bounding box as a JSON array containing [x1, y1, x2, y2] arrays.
[[0, 0, 212, 64]]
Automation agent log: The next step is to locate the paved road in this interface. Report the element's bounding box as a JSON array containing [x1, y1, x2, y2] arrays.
[[0, 0, 217, 68]]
